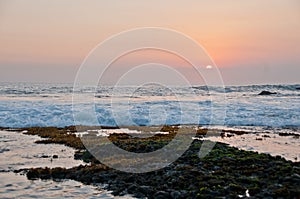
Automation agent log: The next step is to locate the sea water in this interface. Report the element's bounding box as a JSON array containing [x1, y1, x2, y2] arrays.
[[0, 82, 299, 128], [0, 82, 299, 198], [0, 130, 134, 199]]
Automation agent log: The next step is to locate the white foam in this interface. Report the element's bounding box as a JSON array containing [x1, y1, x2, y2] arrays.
[[0, 83, 299, 129], [75, 128, 169, 138]]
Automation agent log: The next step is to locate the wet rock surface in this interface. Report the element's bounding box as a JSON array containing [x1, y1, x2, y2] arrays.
[[258, 91, 277, 95], [17, 126, 300, 198]]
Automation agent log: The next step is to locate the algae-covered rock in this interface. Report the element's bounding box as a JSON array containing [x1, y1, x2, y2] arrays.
[[20, 126, 300, 198]]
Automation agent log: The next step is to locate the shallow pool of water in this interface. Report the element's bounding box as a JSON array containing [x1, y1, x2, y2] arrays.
[[0, 131, 135, 198]]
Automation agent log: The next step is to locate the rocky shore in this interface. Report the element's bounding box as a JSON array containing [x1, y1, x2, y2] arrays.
[[13, 126, 300, 198]]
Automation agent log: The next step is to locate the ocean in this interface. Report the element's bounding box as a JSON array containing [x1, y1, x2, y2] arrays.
[[0, 82, 299, 198], [0, 82, 299, 129]]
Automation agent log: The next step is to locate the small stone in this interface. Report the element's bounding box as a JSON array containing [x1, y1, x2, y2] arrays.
[[52, 155, 58, 159]]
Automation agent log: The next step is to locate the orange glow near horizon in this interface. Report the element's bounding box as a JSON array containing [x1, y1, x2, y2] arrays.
[[0, 0, 299, 83]]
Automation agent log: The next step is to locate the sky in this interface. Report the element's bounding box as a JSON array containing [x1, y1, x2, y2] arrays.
[[0, 0, 299, 85]]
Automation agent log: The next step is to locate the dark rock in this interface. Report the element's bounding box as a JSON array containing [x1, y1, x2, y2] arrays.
[[283, 174, 300, 185], [127, 184, 138, 194], [258, 91, 277, 95], [153, 191, 170, 199], [226, 133, 235, 138], [137, 185, 153, 196], [0, 148, 10, 153], [273, 186, 290, 197], [170, 190, 181, 199], [207, 179, 225, 186], [228, 183, 246, 193], [279, 132, 300, 137], [51, 167, 66, 179], [22, 126, 300, 198], [296, 87, 300, 90], [27, 168, 51, 180], [262, 134, 271, 138], [26, 170, 39, 180], [52, 155, 58, 159]]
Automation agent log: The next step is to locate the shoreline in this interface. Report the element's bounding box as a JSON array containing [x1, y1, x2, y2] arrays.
[[5, 126, 300, 198], [3, 125, 299, 162]]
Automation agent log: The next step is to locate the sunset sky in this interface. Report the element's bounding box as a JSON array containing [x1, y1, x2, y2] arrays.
[[0, 0, 299, 85]]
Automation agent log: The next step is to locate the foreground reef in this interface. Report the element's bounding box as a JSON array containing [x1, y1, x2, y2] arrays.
[[11, 126, 300, 198]]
